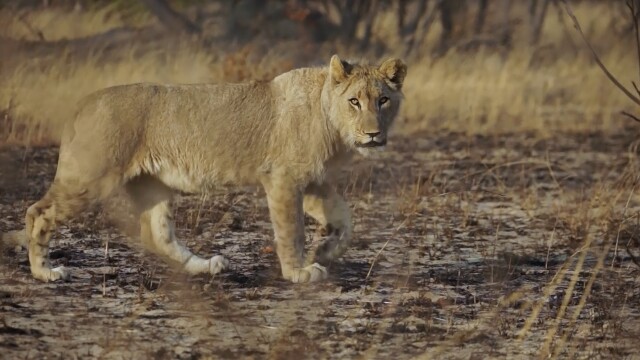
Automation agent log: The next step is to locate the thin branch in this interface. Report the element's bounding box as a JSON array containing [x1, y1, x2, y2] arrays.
[[627, 0, 640, 86], [6, 7, 45, 41], [627, 241, 640, 268], [622, 111, 640, 123], [551, 0, 578, 53], [474, 0, 488, 33], [140, 0, 201, 35], [562, 0, 640, 106], [531, 0, 550, 45], [406, 0, 441, 58]]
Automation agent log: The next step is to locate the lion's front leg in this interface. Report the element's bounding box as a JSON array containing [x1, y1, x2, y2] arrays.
[[263, 179, 327, 283], [304, 182, 352, 265]]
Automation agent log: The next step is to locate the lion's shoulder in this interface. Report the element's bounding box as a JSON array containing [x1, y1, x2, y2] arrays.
[[271, 67, 326, 95]]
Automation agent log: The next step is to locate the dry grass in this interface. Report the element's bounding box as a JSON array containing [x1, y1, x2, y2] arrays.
[[0, 1, 636, 145], [1, 46, 219, 143], [397, 1, 635, 135], [0, 4, 150, 40], [401, 45, 634, 135]]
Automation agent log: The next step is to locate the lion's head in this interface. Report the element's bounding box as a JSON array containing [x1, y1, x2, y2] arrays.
[[322, 55, 407, 156]]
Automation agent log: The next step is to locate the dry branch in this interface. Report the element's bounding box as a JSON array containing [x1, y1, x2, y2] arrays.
[[140, 0, 201, 35], [562, 0, 640, 107], [0, 25, 185, 75], [403, 0, 437, 57], [0, 27, 142, 58], [630, 0, 640, 84], [474, 0, 488, 33], [530, 0, 550, 45], [627, 237, 640, 268], [622, 111, 640, 123]]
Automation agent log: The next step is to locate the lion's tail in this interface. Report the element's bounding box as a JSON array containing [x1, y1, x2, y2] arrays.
[[0, 230, 28, 248]]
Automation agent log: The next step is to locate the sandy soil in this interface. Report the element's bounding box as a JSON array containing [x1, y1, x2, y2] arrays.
[[1, 131, 639, 359]]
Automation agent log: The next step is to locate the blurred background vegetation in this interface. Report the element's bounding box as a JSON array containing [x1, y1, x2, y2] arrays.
[[0, 0, 637, 144]]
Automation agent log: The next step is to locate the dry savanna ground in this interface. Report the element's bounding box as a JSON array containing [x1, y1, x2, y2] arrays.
[[2, 130, 640, 359], [1, 1, 640, 359]]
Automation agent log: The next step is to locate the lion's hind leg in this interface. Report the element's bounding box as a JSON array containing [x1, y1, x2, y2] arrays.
[[26, 173, 120, 282], [25, 192, 68, 282], [126, 176, 228, 276], [304, 183, 353, 265]]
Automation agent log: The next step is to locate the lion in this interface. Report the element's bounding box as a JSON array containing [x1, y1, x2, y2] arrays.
[[1, 55, 407, 283]]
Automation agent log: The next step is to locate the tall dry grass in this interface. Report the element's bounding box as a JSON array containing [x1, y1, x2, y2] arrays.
[[0, 1, 635, 143], [0, 4, 149, 40], [397, 1, 635, 135], [1, 46, 219, 143]]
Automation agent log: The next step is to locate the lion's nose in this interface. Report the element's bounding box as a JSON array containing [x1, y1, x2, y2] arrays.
[[366, 131, 381, 138]]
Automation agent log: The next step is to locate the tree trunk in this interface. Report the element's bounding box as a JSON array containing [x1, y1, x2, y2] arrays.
[[403, 0, 430, 57], [530, 0, 550, 45], [360, 0, 380, 50], [474, 0, 488, 33]]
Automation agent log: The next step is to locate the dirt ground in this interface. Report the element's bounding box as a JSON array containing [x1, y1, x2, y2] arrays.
[[1, 130, 640, 359]]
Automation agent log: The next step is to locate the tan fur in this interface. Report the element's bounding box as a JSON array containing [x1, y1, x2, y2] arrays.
[[3, 55, 407, 283]]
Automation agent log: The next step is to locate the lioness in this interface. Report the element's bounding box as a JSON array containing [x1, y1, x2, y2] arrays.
[[2, 55, 406, 283]]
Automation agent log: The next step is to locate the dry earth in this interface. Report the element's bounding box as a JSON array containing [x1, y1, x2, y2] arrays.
[[1, 130, 640, 359]]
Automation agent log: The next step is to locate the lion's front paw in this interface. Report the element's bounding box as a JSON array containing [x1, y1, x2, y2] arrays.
[[286, 263, 328, 283], [209, 255, 229, 275], [32, 265, 70, 282]]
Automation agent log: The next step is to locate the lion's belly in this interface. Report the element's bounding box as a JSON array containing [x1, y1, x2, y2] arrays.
[[154, 163, 259, 193], [156, 167, 204, 193], [127, 148, 263, 193]]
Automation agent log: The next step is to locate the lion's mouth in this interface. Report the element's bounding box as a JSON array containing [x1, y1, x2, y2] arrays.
[[355, 139, 387, 148]]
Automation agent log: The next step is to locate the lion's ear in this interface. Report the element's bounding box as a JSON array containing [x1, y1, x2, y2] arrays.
[[329, 55, 352, 83], [379, 58, 407, 89]]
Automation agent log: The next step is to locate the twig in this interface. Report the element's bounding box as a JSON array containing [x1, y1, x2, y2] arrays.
[[140, 0, 201, 35], [562, 0, 640, 106], [6, 7, 46, 41], [517, 256, 573, 341], [626, 213, 640, 269], [628, 0, 640, 86], [611, 179, 637, 268], [104, 234, 109, 261], [364, 218, 408, 285], [364, 235, 393, 282], [622, 111, 640, 123], [541, 229, 592, 357], [626, 236, 640, 268], [405, 0, 440, 58], [553, 232, 611, 357]]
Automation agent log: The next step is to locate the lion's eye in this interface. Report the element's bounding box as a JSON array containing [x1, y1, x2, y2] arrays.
[[349, 98, 360, 107], [379, 96, 389, 105]]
